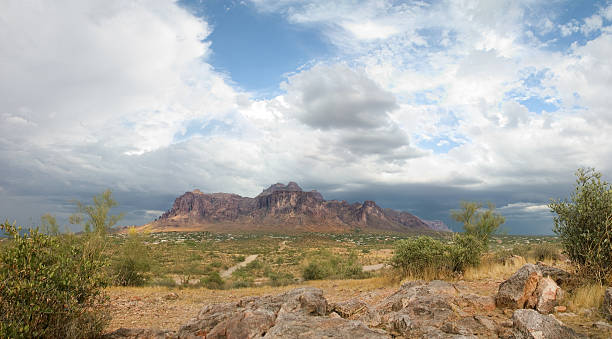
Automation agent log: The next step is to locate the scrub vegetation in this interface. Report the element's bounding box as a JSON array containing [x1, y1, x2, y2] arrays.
[[3, 168, 612, 336]]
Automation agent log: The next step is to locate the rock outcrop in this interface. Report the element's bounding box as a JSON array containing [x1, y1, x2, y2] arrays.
[[512, 309, 583, 339], [146, 182, 433, 233], [495, 264, 567, 314], [353, 280, 504, 338], [105, 278, 598, 339]]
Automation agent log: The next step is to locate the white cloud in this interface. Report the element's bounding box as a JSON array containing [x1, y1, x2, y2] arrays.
[[581, 14, 603, 35], [499, 202, 550, 213], [3, 0, 612, 234], [0, 0, 238, 155], [603, 4, 612, 21], [341, 21, 399, 40]]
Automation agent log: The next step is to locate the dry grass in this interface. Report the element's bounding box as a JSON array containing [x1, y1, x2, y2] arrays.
[[463, 260, 526, 281], [564, 283, 607, 313]]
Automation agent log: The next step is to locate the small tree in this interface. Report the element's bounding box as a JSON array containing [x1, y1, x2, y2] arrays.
[[549, 168, 612, 283], [111, 228, 151, 286], [71, 189, 124, 235], [40, 213, 60, 236], [451, 201, 505, 246]]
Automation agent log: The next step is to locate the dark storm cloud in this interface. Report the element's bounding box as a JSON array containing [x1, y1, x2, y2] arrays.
[[298, 180, 574, 235], [283, 64, 398, 130]]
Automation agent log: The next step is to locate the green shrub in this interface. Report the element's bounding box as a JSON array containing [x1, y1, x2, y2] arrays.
[[391, 235, 484, 278], [232, 278, 253, 288], [303, 261, 330, 280], [532, 243, 560, 261], [266, 271, 294, 286], [549, 168, 612, 283], [0, 222, 108, 338], [449, 234, 485, 272], [245, 259, 263, 270], [201, 272, 224, 289], [111, 230, 151, 286], [390, 236, 449, 277], [302, 250, 368, 280], [510, 243, 532, 257]]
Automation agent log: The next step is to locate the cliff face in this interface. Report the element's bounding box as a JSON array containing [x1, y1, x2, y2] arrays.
[[149, 182, 441, 233]]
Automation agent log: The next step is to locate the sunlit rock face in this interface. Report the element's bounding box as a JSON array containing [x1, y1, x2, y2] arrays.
[[147, 182, 433, 233]]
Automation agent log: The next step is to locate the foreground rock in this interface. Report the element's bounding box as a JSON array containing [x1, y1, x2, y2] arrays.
[[354, 280, 505, 338], [106, 281, 514, 339], [496, 264, 542, 309], [175, 287, 390, 339], [496, 263, 567, 313], [512, 309, 583, 338]]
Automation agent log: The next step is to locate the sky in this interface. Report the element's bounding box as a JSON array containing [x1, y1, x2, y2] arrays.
[[2, 0, 612, 235]]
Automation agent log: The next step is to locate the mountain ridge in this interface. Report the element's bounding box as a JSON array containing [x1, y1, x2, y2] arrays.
[[140, 182, 451, 234]]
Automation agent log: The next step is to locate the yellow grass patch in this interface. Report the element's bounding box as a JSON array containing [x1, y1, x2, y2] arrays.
[[463, 260, 526, 281], [565, 283, 606, 313]]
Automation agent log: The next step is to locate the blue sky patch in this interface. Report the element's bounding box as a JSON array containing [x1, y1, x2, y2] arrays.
[[519, 97, 559, 114], [418, 137, 461, 154], [173, 119, 233, 143], [178, 0, 330, 96]]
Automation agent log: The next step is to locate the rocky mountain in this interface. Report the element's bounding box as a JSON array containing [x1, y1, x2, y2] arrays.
[[145, 182, 444, 233]]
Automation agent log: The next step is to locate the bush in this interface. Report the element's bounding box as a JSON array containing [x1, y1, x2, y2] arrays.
[[303, 261, 329, 280], [391, 235, 484, 279], [549, 168, 612, 283], [201, 272, 224, 289], [302, 250, 368, 280], [390, 236, 449, 277], [532, 243, 560, 262], [111, 229, 151, 286], [266, 271, 294, 286], [449, 234, 485, 272], [232, 278, 253, 288], [0, 222, 108, 338]]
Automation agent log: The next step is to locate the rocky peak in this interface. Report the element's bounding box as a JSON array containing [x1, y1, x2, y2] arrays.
[[258, 182, 303, 197]]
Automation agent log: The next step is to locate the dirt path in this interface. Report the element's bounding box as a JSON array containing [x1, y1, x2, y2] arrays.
[[362, 263, 388, 272], [221, 254, 258, 278]]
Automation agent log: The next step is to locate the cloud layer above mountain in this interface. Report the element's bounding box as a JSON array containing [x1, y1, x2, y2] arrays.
[[2, 0, 612, 234]]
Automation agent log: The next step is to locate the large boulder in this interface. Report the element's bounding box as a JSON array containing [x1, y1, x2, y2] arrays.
[[512, 309, 583, 339], [536, 262, 572, 286], [175, 287, 392, 339], [496, 264, 542, 309], [496, 264, 567, 313], [604, 287, 612, 321], [535, 277, 562, 314], [178, 287, 328, 338], [356, 280, 502, 338]]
